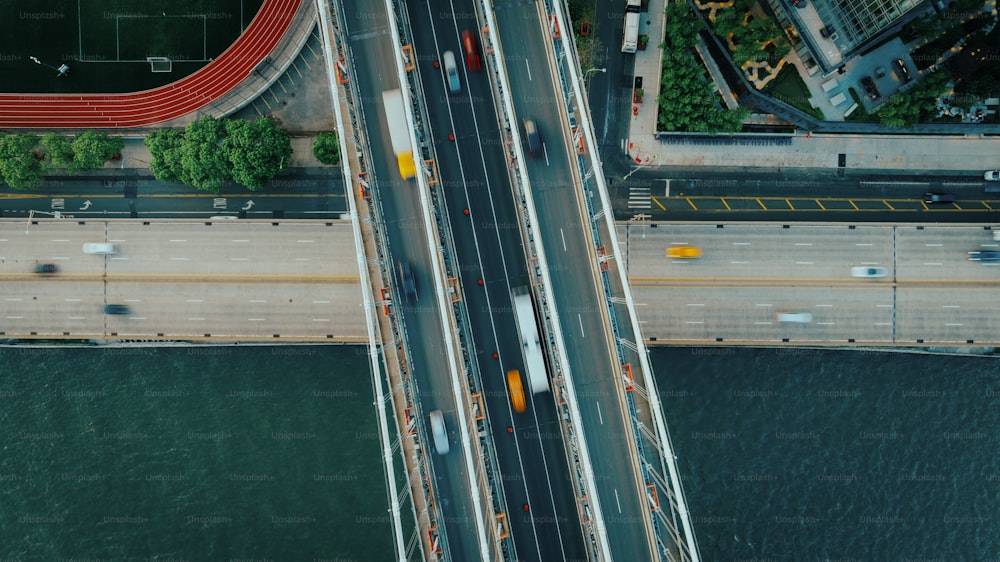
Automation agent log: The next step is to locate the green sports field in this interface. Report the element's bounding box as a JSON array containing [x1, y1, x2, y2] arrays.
[[0, 0, 264, 93]]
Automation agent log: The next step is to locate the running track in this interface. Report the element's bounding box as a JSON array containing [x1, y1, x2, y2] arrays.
[[0, 0, 303, 129]]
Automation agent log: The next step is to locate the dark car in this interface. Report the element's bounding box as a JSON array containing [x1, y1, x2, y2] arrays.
[[104, 304, 131, 315], [398, 261, 417, 301], [861, 76, 880, 101], [968, 251, 1000, 262], [523, 119, 542, 158], [894, 59, 912, 83], [924, 192, 957, 204], [34, 263, 59, 274]]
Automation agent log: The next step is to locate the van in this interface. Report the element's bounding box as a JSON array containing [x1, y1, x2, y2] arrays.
[[461, 30, 480, 71], [777, 312, 812, 323], [443, 51, 460, 93], [507, 370, 526, 413], [83, 243, 118, 255], [523, 119, 541, 158], [429, 410, 449, 455]]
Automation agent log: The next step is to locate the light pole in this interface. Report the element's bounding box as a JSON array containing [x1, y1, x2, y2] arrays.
[[583, 67, 606, 88], [623, 163, 648, 181], [29, 56, 69, 77]]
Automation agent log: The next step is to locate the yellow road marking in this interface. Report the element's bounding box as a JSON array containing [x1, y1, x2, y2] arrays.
[[685, 197, 698, 210], [785, 198, 794, 210], [884, 200, 896, 210], [651, 196, 666, 211], [721, 198, 731, 210], [755, 198, 765, 209], [298, 52, 311, 70], [292, 60, 304, 78], [816, 200, 826, 210]]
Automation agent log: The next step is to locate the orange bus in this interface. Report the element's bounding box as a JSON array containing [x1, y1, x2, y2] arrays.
[[507, 370, 526, 413]]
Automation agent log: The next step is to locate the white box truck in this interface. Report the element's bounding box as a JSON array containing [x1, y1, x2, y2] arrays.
[[381, 89, 416, 180], [621, 0, 642, 53]]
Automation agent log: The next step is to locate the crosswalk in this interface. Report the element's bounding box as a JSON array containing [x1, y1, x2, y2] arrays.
[[627, 187, 651, 209]]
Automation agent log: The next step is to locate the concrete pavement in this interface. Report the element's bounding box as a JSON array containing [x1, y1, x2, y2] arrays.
[[626, 1, 1000, 174]]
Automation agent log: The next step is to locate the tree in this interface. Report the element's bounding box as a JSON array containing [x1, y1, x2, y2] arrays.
[[178, 116, 230, 192], [145, 129, 185, 183], [0, 133, 43, 190], [223, 118, 292, 190], [41, 133, 75, 170], [877, 70, 951, 128], [312, 132, 341, 166], [71, 131, 124, 171]]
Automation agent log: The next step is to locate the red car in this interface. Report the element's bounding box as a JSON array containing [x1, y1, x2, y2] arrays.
[[462, 30, 481, 71]]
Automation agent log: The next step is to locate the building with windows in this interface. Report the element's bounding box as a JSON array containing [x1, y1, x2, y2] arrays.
[[768, 0, 927, 75]]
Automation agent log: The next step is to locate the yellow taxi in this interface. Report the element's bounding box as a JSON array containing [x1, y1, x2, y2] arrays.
[[507, 370, 526, 413], [666, 246, 702, 259]]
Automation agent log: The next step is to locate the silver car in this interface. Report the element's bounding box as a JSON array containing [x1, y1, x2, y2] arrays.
[[851, 266, 888, 278], [777, 312, 813, 323]]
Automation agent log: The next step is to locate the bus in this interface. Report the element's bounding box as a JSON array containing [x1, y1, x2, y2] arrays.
[[507, 370, 526, 412], [511, 287, 550, 394]]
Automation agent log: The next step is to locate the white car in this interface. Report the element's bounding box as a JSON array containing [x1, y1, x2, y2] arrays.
[[851, 266, 888, 278], [82, 243, 118, 255], [777, 312, 813, 323], [985, 170, 1000, 181]]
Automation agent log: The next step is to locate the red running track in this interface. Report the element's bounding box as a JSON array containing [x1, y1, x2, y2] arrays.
[[0, 0, 302, 129]]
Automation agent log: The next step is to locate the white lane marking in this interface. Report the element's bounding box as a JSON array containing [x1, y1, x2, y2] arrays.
[[818, 322, 836, 325], [874, 322, 892, 326], [169, 240, 187, 243], [524, 59, 531, 80], [130, 317, 146, 320], [596, 401, 603, 424], [313, 300, 330, 304], [297, 240, 315, 243], [560, 229, 567, 251], [312, 318, 330, 322], [941, 305, 960, 308], [816, 304, 833, 307], [754, 321, 772, 325], [795, 261, 814, 265], [756, 303, 773, 307], [794, 243, 813, 246], [110, 257, 128, 260], [188, 317, 205, 321], [733, 242, 750, 246], [52, 239, 69, 242], [923, 262, 942, 266], [578, 314, 585, 337], [170, 257, 190, 261], [232, 240, 250, 243], [876, 304, 893, 307], [945, 323, 963, 327], [248, 318, 266, 321], [856, 243, 873, 246], [64, 298, 81, 302], [687, 303, 704, 307], [686, 321, 704, 324], [731, 261, 749, 264], [614, 489, 622, 513], [295, 258, 312, 261], [250, 299, 267, 303], [6, 316, 23, 319], [231, 257, 249, 261], [124, 299, 141, 303], [5, 298, 22, 301], [67, 316, 86, 320], [187, 299, 204, 303], [53, 257, 70, 261], [924, 243, 943, 247]]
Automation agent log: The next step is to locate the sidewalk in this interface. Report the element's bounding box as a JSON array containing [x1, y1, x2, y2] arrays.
[[626, 4, 1000, 173]]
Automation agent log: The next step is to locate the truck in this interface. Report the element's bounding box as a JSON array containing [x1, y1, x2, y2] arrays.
[[621, 0, 641, 53], [511, 287, 550, 394], [380, 89, 416, 180]]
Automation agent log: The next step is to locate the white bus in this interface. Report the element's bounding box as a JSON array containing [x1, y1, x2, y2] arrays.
[[511, 287, 550, 394]]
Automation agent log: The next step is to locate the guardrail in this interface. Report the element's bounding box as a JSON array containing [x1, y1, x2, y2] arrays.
[[532, 0, 704, 559]]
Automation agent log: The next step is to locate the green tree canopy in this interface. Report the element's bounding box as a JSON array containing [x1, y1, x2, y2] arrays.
[[877, 70, 951, 128], [179, 116, 231, 192], [145, 129, 185, 183], [71, 131, 124, 171], [223, 118, 292, 191], [312, 132, 341, 166], [0, 133, 43, 190], [41, 133, 75, 170]]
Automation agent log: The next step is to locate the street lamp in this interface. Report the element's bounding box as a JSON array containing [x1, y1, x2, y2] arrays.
[[583, 67, 607, 78], [623, 163, 648, 181]]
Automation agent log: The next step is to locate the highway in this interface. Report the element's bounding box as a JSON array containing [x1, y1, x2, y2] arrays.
[[625, 222, 1000, 344], [401, 0, 589, 558], [494, 2, 658, 560], [0, 219, 364, 340]]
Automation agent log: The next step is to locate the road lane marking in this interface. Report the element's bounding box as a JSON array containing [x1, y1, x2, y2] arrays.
[[733, 242, 750, 246], [816, 304, 833, 307], [942, 305, 960, 308], [68, 316, 85, 320], [295, 258, 312, 261], [596, 402, 603, 424], [874, 322, 891, 326], [923, 262, 943, 266], [524, 59, 532, 80], [560, 229, 567, 251], [876, 304, 893, 307], [5, 298, 22, 301], [577, 314, 585, 337], [945, 323, 963, 326], [687, 303, 704, 306], [250, 299, 267, 303], [924, 243, 943, 247], [818, 322, 836, 325], [297, 240, 315, 243], [731, 261, 749, 264], [756, 303, 772, 307], [6, 316, 23, 319], [614, 489, 622, 513], [686, 321, 704, 324], [232, 240, 249, 243], [248, 318, 266, 321], [170, 257, 190, 261], [795, 261, 814, 265], [312, 318, 330, 322], [856, 243, 873, 246], [64, 298, 81, 302], [187, 299, 204, 303], [188, 317, 205, 321], [313, 300, 330, 304], [231, 257, 249, 261], [169, 240, 187, 243], [794, 243, 813, 246], [754, 321, 771, 325]]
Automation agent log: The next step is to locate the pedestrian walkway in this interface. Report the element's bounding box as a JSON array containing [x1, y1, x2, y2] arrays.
[[626, 2, 1000, 174]]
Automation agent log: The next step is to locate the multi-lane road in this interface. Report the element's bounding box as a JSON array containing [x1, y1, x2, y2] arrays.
[[0, 220, 363, 340], [625, 222, 1000, 344]]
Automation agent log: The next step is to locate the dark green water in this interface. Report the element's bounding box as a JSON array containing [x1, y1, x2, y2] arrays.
[[0, 345, 390, 561]]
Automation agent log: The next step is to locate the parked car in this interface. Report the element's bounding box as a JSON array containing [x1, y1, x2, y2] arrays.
[[777, 312, 813, 323], [666, 246, 702, 259], [924, 192, 957, 204], [985, 170, 1000, 181], [34, 263, 59, 274], [851, 266, 888, 278], [894, 58, 912, 82], [104, 304, 131, 315], [968, 251, 1000, 262], [861, 76, 880, 101]]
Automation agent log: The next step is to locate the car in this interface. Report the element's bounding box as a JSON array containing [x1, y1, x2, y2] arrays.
[[894, 58, 912, 83], [523, 119, 542, 158], [924, 192, 957, 204], [777, 312, 813, 323], [985, 170, 1000, 181], [398, 261, 417, 301], [461, 30, 480, 71], [968, 251, 1000, 262], [104, 304, 131, 315], [429, 410, 449, 455], [861, 76, 880, 101], [851, 266, 888, 278], [666, 246, 702, 259], [83, 243, 118, 255], [507, 370, 527, 413], [442, 50, 460, 93], [34, 263, 59, 274]]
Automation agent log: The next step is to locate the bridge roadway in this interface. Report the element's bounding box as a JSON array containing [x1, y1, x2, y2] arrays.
[[0, 219, 365, 341], [623, 222, 1000, 345]]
